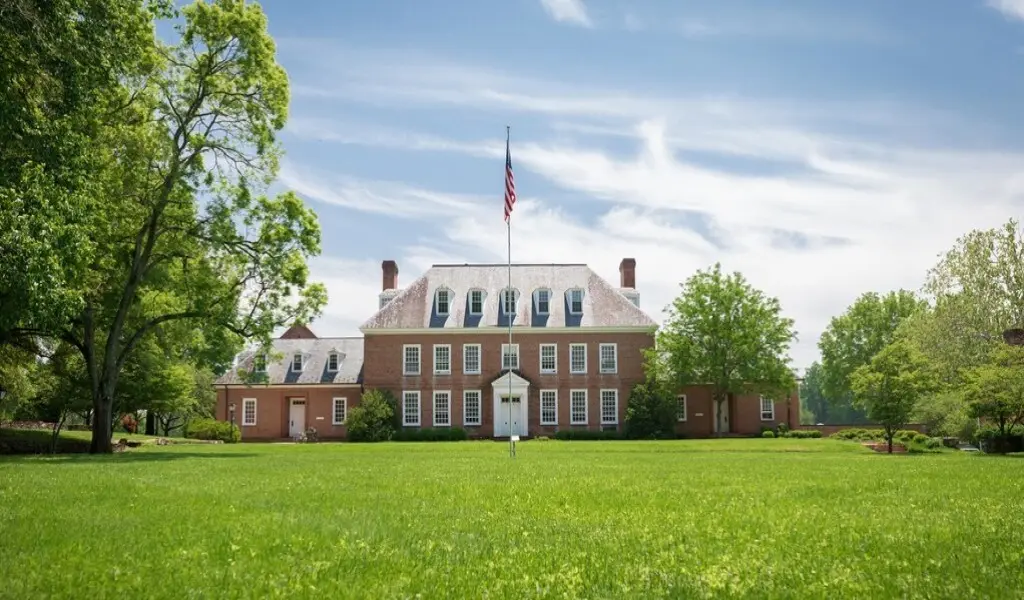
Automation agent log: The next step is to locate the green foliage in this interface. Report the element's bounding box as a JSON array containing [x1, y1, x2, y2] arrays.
[[785, 429, 822, 439], [184, 418, 239, 443], [912, 391, 974, 440], [961, 345, 1024, 448], [818, 290, 925, 410], [554, 429, 622, 440], [0, 428, 92, 455], [762, 429, 776, 438], [800, 361, 870, 425], [973, 425, 1024, 454], [392, 428, 468, 442], [850, 339, 939, 453], [654, 263, 797, 434], [346, 389, 398, 442], [624, 380, 676, 439]]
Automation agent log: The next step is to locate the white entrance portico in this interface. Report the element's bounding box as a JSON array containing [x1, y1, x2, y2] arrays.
[[491, 371, 530, 437]]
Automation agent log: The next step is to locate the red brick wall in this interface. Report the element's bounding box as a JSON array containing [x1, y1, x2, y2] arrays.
[[217, 385, 362, 440], [673, 387, 800, 437], [362, 331, 655, 435]]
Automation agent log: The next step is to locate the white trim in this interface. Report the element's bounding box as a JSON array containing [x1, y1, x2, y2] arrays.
[[402, 390, 421, 426], [332, 397, 347, 425], [463, 343, 481, 375], [534, 288, 552, 315], [569, 343, 587, 374], [242, 398, 257, 426], [600, 388, 618, 425], [539, 343, 557, 374], [433, 390, 452, 427], [500, 287, 520, 314], [566, 288, 585, 314], [433, 344, 452, 375], [570, 389, 588, 425], [434, 287, 452, 316], [360, 326, 657, 336], [463, 390, 482, 426], [327, 352, 339, 372], [760, 396, 775, 421], [599, 343, 618, 374], [540, 389, 558, 425], [501, 343, 520, 370], [291, 353, 303, 371], [218, 383, 362, 389], [402, 344, 421, 376], [676, 394, 687, 422], [467, 289, 485, 315]]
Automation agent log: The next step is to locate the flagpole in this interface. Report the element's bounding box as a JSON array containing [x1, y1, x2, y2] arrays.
[[506, 125, 514, 459]]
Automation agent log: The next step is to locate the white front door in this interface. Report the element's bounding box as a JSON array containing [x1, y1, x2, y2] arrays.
[[713, 399, 730, 433], [289, 399, 306, 438], [494, 394, 526, 438]]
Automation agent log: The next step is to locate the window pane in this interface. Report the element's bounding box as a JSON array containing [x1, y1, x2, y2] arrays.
[[571, 390, 587, 424], [601, 390, 617, 424], [464, 345, 480, 373], [541, 391, 557, 425], [464, 391, 481, 425], [434, 392, 450, 426]]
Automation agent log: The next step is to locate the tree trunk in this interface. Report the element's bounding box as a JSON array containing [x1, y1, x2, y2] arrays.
[[887, 435, 893, 454], [90, 394, 113, 454], [145, 412, 156, 435]]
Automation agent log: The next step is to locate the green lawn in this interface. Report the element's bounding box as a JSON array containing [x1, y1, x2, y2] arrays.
[[1, 439, 1021, 599]]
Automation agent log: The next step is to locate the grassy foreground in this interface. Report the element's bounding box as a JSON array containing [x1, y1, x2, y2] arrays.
[[1, 439, 1021, 599]]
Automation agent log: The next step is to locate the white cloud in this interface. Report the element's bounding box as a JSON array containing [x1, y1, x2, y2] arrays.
[[539, 0, 593, 27], [989, 0, 1024, 20], [281, 49, 1024, 372]]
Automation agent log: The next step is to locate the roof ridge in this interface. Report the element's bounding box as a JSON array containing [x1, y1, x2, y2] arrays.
[[431, 263, 588, 267]]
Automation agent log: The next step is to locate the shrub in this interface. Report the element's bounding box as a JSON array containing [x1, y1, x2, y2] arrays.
[[184, 418, 240, 443], [554, 429, 621, 441], [925, 437, 942, 449], [347, 389, 398, 442], [0, 428, 92, 454], [973, 425, 1024, 454], [787, 429, 822, 439], [624, 380, 676, 439], [392, 427, 468, 442], [762, 430, 775, 438]]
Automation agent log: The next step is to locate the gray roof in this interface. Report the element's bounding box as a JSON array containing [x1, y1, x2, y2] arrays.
[[214, 337, 364, 385], [361, 263, 657, 330]]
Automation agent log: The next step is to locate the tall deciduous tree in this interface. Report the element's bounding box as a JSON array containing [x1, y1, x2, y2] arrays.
[[849, 339, 938, 453], [654, 263, 797, 435], [961, 345, 1024, 451], [818, 290, 926, 410], [31, 0, 326, 453]]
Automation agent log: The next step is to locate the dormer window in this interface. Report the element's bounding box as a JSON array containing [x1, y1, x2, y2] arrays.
[[253, 354, 266, 373], [291, 353, 303, 371], [435, 288, 451, 316], [468, 289, 484, 315], [567, 288, 584, 314], [534, 288, 551, 314], [327, 352, 339, 371], [501, 288, 519, 314]]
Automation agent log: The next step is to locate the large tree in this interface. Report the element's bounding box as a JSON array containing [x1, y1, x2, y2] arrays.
[[961, 344, 1024, 451], [653, 263, 797, 435], [9, 0, 326, 452], [849, 339, 938, 453]]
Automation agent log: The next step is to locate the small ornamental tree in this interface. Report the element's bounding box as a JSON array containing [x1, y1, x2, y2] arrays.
[[961, 345, 1024, 453], [624, 379, 676, 439], [346, 389, 398, 442], [850, 339, 938, 453]]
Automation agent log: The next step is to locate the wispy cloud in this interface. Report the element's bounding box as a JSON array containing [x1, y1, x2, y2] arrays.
[[539, 0, 593, 27], [989, 0, 1024, 20]]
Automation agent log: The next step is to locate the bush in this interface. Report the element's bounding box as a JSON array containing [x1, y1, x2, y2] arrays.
[[973, 425, 1024, 454], [346, 389, 398, 442], [392, 427, 468, 442], [787, 429, 822, 439], [762, 430, 776, 438], [554, 429, 621, 441], [925, 437, 942, 449], [624, 380, 676, 439], [0, 428, 92, 454], [184, 418, 240, 443]]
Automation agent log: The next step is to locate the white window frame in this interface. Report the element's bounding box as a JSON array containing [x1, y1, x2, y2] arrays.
[[242, 398, 257, 426], [332, 397, 347, 425], [501, 288, 519, 314], [567, 288, 584, 314], [600, 389, 619, 425], [435, 288, 452, 316], [253, 354, 266, 373], [569, 343, 587, 374], [463, 390, 482, 426], [599, 343, 618, 374], [570, 389, 588, 425], [403, 344, 421, 376], [534, 288, 551, 315], [677, 394, 687, 422], [502, 343, 520, 370], [463, 343, 481, 374], [327, 352, 339, 372], [760, 396, 775, 421], [433, 344, 451, 375], [468, 289, 484, 315], [402, 391, 420, 426], [291, 353, 303, 371], [540, 389, 558, 425], [433, 390, 451, 427], [539, 343, 557, 374]]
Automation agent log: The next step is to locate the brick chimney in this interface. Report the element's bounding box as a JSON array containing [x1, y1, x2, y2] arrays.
[[382, 260, 399, 291], [619, 258, 636, 289]]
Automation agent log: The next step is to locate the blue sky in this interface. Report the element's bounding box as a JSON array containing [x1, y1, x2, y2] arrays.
[[250, 0, 1024, 371]]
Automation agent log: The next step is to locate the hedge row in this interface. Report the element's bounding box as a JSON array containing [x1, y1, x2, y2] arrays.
[[184, 418, 240, 443], [392, 427, 469, 442]]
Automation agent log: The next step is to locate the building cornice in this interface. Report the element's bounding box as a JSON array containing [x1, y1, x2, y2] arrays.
[[359, 326, 657, 336], [215, 383, 362, 389]]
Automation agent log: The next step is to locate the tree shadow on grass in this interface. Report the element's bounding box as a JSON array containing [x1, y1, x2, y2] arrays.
[[0, 451, 258, 464]]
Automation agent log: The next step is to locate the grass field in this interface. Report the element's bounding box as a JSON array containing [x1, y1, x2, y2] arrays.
[[1, 439, 1022, 599]]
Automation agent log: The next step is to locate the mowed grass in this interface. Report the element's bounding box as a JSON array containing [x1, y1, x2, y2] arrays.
[[1, 439, 1022, 599]]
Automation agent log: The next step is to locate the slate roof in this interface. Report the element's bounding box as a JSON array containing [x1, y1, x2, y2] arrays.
[[361, 263, 657, 330], [214, 337, 364, 386]]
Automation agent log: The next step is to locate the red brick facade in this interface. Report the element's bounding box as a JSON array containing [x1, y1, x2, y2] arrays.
[[216, 385, 361, 440], [672, 385, 801, 437]]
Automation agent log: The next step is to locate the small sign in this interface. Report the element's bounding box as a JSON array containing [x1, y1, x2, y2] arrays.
[[315, 416, 325, 421], [695, 413, 704, 417], [511, 435, 520, 442]]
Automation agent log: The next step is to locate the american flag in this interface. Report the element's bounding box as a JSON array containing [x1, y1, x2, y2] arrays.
[[503, 133, 516, 222]]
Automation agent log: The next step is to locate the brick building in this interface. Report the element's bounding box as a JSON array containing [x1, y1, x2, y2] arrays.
[[214, 258, 800, 440]]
